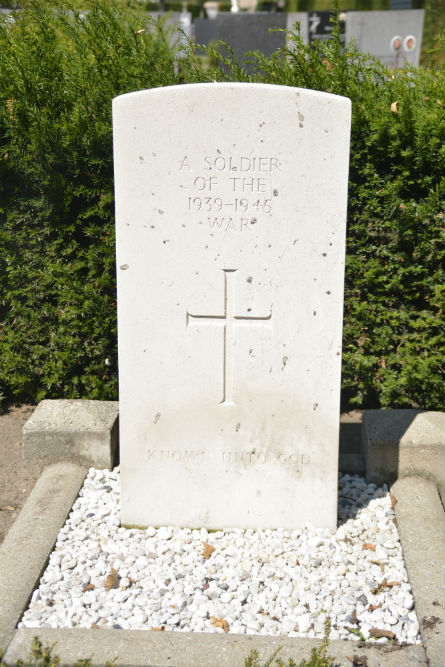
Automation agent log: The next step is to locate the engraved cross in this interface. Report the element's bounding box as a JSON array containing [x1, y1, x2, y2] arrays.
[[186, 269, 272, 406]]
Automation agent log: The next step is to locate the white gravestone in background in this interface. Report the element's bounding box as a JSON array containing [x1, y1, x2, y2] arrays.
[[113, 83, 351, 530]]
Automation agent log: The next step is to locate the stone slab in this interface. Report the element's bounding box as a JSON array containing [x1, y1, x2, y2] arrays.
[[339, 410, 365, 473], [391, 477, 445, 667], [113, 83, 351, 531], [193, 17, 218, 47], [148, 11, 187, 26], [4, 627, 428, 667], [22, 399, 119, 475], [192, 14, 288, 71], [217, 13, 287, 64], [363, 410, 445, 496], [308, 10, 346, 45], [192, 11, 424, 67], [345, 10, 424, 68], [148, 12, 192, 46], [286, 12, 309, 44], [339, 452, 365, 475], [0, 463, 87, 654]]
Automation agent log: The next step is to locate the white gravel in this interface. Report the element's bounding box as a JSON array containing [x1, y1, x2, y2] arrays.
[[20, 467, 420, 644]]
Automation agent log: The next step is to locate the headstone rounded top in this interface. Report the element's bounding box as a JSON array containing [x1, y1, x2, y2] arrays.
[[113, 81, 352, 110]]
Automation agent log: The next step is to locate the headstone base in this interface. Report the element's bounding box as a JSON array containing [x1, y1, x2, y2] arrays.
[[363, 409, 445, 497], [22, 399, 118, 475]]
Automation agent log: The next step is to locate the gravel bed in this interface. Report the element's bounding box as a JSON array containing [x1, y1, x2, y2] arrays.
[[20, 467, 420, 644]]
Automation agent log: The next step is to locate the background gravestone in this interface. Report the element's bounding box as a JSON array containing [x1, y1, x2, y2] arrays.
[[308, 10, 346, 46], [217, 13, 287, 64], [286, 12, 309, 44], [193, 13, 309, 71], [193, 16, 218, 47], [346, 10, 424, 67], [148, 11, 192, 48], [113, 83, 351, 531], [194, 13, 288, 70], [193, 10, 423, 68]]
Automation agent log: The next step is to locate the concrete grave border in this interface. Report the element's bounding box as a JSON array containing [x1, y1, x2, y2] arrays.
[[0, 401, 444, 667]]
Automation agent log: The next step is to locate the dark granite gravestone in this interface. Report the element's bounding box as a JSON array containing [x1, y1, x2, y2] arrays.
[[194, 17, 218, 47], [217, 12, 287, 61], [308, 10, 345, 45], [390, 0, 413, 9], [193, 13, 287, 69]]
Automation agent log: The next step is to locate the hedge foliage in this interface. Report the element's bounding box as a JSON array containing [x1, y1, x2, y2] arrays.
[[0, 1, 181, 405], [0, 1, 443, 411]]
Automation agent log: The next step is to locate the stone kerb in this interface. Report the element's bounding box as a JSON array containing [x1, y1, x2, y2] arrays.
[[0, 463, 87, 654], [391, 476, 445, 667], [2, 464, 437, 666], [22, 399, 119, 475]]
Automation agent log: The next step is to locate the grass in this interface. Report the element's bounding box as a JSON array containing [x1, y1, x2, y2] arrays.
[[244, 619, 334, 667]]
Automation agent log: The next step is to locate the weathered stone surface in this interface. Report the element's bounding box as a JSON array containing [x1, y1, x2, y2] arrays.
[[216, 13, 287, 67], [363, 410, 445, 496], [113, 83, 351, 530], [392, 476, 445, 667], [0, 463, 87, 654], [22, 399, 118, 474], [346, 9, 424, 68], [4, 628, 428, 667]]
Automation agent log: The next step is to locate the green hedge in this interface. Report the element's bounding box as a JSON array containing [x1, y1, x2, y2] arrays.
[[0, 1, 181, 404], [0, 2, 443, 410]]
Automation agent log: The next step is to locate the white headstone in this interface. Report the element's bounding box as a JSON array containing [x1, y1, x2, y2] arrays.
[[113, 83, 351, 531]]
